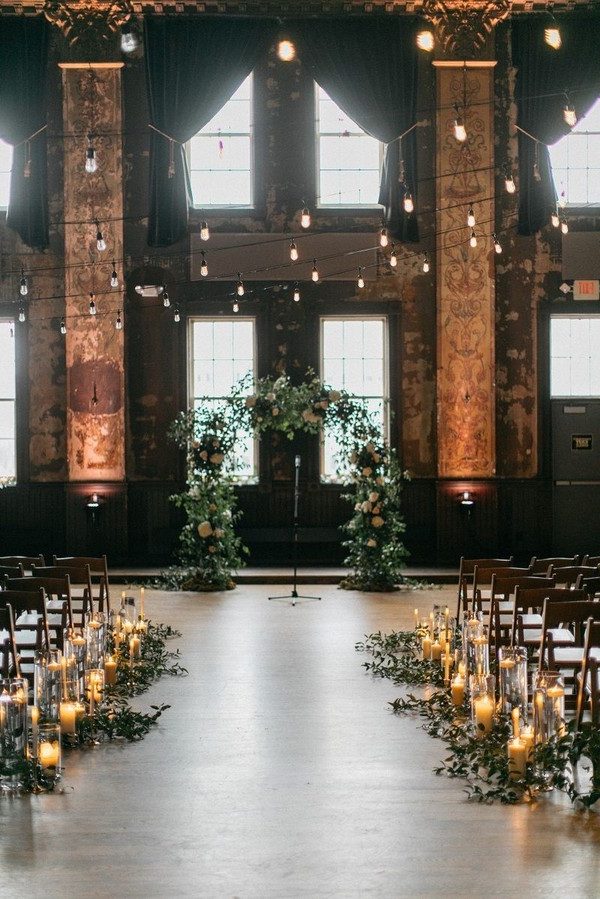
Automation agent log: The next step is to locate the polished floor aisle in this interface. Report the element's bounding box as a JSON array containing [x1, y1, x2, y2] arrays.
[[2, 585, 600, 898]]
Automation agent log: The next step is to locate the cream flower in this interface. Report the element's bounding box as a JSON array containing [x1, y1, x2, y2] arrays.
[[272, 406, 280, 416], [369, 491, 379, 503], [328, 390, 341, 402], [371, 516, 384, 528], [372, 453, 381, 463], [245, 395, 257, 408], [208, 545, 217, 553], [198, 521, 213, 538], [376, 476, 385, 486], [366, 442, 375, 454], [350, 451, 358, 464], [354, 503, 361, 511], [367, 538, 377, 548], [302, 410, 320, 424], [361, 501, 372, 513], [199, 450, 208, 461], [266, 392, 276, 401], [210, 453, 224, 465], [208, 503, 217, 512], [362, 467, 372, 477], [214, 528, 224, 538], [372, 506, 381, 515]]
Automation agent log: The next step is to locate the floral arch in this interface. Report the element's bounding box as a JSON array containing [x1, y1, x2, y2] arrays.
[[166, 371, 408, 592]]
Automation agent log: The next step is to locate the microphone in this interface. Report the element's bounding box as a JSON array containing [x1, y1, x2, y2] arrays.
[[294, 455, 301, 469]]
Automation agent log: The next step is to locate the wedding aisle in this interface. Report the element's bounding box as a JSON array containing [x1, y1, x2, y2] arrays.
[[1, 585, 599, 898]]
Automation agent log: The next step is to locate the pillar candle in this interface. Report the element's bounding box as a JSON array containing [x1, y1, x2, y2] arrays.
[[59, 701, 77, 735], [129, 635, 141, 661], [140, 586, 145, 620], [474, 694, 494, 736], [431, 641, 442, 661], [104, 655, 117, 685], [451, 674, 465, 706], [508, 737, 527, 780], [521, 725, 534, 761], [39, 740, 60, 769], [414, 608, 419, 630], [30, 705, 39, 759], [512, 707, 521, 739], [422, 635, 432, 661]]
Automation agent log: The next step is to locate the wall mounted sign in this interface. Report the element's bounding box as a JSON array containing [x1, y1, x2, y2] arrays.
[[572, 434, 593, 451], [573, 280, 600, 301]]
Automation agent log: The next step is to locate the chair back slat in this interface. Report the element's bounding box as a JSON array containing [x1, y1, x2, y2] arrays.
[[0, 588, 52, 651], [53, 555, 110, 614], [4, 575, 73, 642], [0, 605, 19, 677], [582, 555, 600, 567], [33, 565, 92, 625], [490, 575, 555, 652], [0, 564, 24, 580], [580, 576, 600, 598], [540, 596, 600, 669], [529, 556, 579, 575], [576, 619, 600, 729], [0, 554, 45, 571], [550, 565, 600, 588]]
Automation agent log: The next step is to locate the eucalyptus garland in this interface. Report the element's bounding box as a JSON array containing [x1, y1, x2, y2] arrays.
[[358, 629, 600, 809]]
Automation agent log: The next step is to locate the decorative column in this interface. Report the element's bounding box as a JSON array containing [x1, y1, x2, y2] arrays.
[[434, 60, 497, 478], [60, 62, 125, 481]]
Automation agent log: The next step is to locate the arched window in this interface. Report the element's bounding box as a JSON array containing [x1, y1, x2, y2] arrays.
[[549, 97, 600, 206]]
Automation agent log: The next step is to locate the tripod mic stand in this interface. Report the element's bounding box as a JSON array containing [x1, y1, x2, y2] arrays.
[[268, 454, 321, 607]]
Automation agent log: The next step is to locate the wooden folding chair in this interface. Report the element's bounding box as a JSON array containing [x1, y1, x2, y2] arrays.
[[540, 598, 600, 672], [575, 619, 600, 729], [0, 605, 19, 678], [33, 564, 93, 627], [4, 575, 73, 649], [490, 574, 555, 655], [0, 554, 45, 572], [582, 555, 600, 567], [456, 557, 514, 619], [473, 566, 532, 623], [528, 555, 578, 576], [0, 564, 25, 581], [53, 555, 111, 615], [0, 589, 51, 678], [550, 565, 600, 588], [578, 575, 600, 598], [513, 586, 586, 653]]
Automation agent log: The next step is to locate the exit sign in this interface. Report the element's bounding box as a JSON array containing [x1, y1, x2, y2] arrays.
[[573, 280, 600, 300]]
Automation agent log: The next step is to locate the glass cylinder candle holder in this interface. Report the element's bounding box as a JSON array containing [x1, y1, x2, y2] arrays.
[[470, 674, 496, 738], [64, 629, 86, 699], [120, 594, 137, 625], [34, 651, 63, 721], [85, 668, 105, 716], [534, 671, 566, 744], [462, 612, 483, 676], [0, 679, 26, 792], [37, 722, 61, 786], [9, 678, 29, 758], [85, 613, 106, 669], [498, 646, 528, 718]]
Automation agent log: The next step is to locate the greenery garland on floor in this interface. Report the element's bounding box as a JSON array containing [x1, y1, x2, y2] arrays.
[[165, 371, 409, 592], [1, 621, 187, 796], [357, 629, 600, 809]]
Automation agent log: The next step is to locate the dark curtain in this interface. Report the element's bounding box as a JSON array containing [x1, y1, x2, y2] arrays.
[[290, 16, 420, 242], [145, 17, 276, 247], [0, 18, 48, 250], [513, 12, 600, 235]]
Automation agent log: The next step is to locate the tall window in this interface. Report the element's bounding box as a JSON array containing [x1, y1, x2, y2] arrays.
[[0, 139, 12, 209], [551, 316, 600, 397], [316, 85, 382, 207], [189, 317, 256, 479], [188, 76, 253, 208], [0, 320, 16, 479], [320, 317, 388, 479], [549, 98, 600, 206]]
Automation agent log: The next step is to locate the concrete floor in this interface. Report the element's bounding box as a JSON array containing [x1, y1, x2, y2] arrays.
[[1, 585, 600, 898]]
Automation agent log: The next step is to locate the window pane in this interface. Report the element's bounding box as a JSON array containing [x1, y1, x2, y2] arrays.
[[550, 97, 600, 205], [550, 317, 600, 397], [190, 317, 256, 479], [0, 139, 11, 209], [0, 322, 16, 398]]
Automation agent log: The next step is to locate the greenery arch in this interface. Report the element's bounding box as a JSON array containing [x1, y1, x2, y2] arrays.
[[166, 371, 408, 592]]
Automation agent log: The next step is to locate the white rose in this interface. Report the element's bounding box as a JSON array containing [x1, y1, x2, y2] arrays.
[[245, 395, 257, 408], [371, 516, 384, 528], [367, 538, 377, 548], [369, 491, 379, 503], [354, 503, 361, 511], [362, 467, 372, 477], [272, 406, 280, 416], [361, 501, 372, 513], [329, 390, 341, 402], [214, 528, 224, 538], [266, 392, 276, 401], [200, 450, 208, 461], [210, 453, 224, 465], [198, 521, 213, 538]]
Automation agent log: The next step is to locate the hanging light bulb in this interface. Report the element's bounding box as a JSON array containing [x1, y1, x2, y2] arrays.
[[89, 294, 97, 315], [19, 269, 28, 296], [110, 261, 119, 289], [493, 233, 502, 254], [416, 30, 434, 52], [85, 134, 98, 174], [115, 310, 123, 330], [200, 221, 210, 241], [120, 22, 139, 54], [558, 190, 567, 209], [301, 207, 311, 229], [236, 273, 245, 297], [563, 102, 577, 127], [277, 38, 296, 62], [95, 221, 106, 252], [422, 253, 430, 273], [453, 104, 467, 142], [357, 267, 365, 289], [561, 219, 569, 234], [533, 161, 542, 182], [60, 319, 67, 335], [544, 23, 562, 50], [403, 191, 414, 214], [469, 229, 477, 248], [289, 240, 299, 261], [390, 245, 397, 268], [293, 283, 300, 302], [232, 300, 240, 313], [163, 289, 171, 307], [18, 306, 25, 323], [467, 206, 476, 228], [200, 251, 208, 277], [173, 305, 181, 323], [312, 259, 319, 282], [504, 167, 516, 194], [379, 227, 389, 248], [551, 209, 560, 228]]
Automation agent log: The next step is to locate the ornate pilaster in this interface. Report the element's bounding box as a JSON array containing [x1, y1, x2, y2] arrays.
[[435, 61, 496, 478], [60, 62, 125, 481]]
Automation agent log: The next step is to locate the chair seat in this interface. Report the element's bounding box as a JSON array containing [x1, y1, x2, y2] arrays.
[[15, 612, 38, 626], [520, 613, 543, 627], [524, 627, 575, 646], [555, 647, 600, 665]]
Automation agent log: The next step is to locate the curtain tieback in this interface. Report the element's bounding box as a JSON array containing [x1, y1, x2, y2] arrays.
[[13, 124, 48, 179], [384, 121, 418, 147], [149, 123, 183, 179]]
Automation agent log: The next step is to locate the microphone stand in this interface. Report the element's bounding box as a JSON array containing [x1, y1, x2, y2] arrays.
[[268, 454, 321, 606]]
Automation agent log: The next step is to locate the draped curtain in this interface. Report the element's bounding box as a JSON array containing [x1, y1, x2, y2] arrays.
[[144, 17, 276, 247], [0, 17, 48, 250], [513, 12, 600, 235], [291, 16, 420, 242]]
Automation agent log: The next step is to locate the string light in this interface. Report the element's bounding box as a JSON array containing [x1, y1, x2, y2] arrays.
[[504, 167, 516, 194], [563, 100, 577, 127], [110, 261, 119, 288], [18, 306, 26, 323], [277, 39, 296, 62], [422, 253, 430, 273], [89, 293, 97, 315], [60, 319, 67, 335], [390, 245, 397, 268], [301, 207, 311, 229], [200, 251, 208, 277], [544, 22, 562, 50], [236, 273, 245, 296], [416, 30, 434, 52], [551, 209, 560, 228], [453, 104, 467, 142], [357, 267, 365, 289], [19, 269, 28, 296], [467, 206, 476, 227], [85, 133, 98, 174], [95, 221, 106, 252], [379, 227, 389, 248], [561, 219, 569, 234], [163, 289, 170, 307], [232, 300, 239, 313], [120, 22, 139, 54], [115, 310, 122, 330], [289, 239, 298, 261], [493, 233, 502, 254], [533, 160, 542, 182], [173, 305, 181, 323], [293, 283, 300, 302], [403, 191, 414, 214], [312, 259, 319, 282], [469, 229, 477, 248], [200, 221, 210, 241]]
